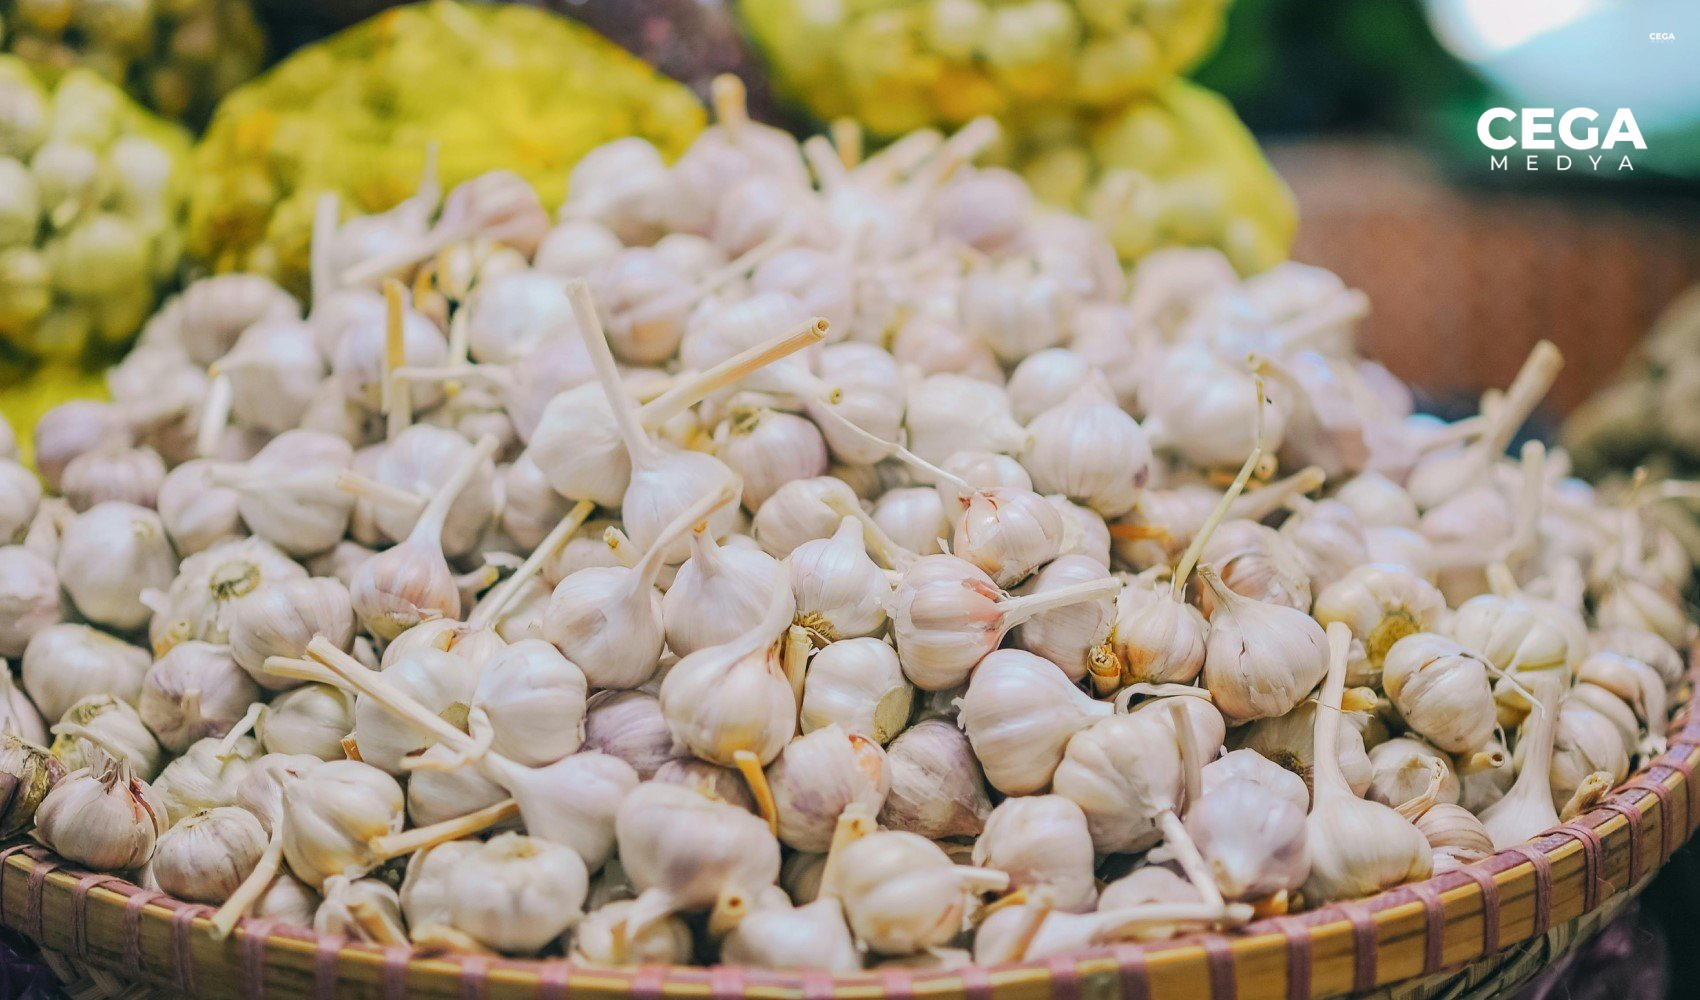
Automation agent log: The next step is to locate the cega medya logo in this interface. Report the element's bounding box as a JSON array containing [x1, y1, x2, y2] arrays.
[[1477, 108, 1645, 171]]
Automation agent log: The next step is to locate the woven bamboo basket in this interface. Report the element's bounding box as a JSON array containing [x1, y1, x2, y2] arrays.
[[0, 658, 1694, 1000]]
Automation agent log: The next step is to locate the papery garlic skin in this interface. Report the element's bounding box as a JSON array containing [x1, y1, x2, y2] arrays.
[[314, 875, 406, 944], [152, 736, 260, 825], [57, 502, 178, 631], [34, 753, 169, 871], [150, 807, 269, 904], [616, 782, 781, 926], [1366, 738, 1460, 808], [479, 751, 638, 871], [226, 578, 356, 691], [1201, 749, 1311, 813], [582, 691, 676, 779], [721, 897, 862, 974], [959, 649, 1115, 795], [766, 725, 890, 852], [952, 487, 1064, 589], [664, 529, 788, 657], [52, 695, 164, 780], [1198, 520, 1312, 615], [1381, 633, 1496, 755], [149, 537, 307, 655], [22, 624, 149, 723], [832, 830, 1003, 956], [790, 517, 889, 641], [472, 640, 587, 767], [972, 795, 1097, 912], [138, 642, 262, 753], [800, 638, 913, 745], [1187, 778, 1310, 901], [1313, 565, 1446, 681], [1020, 395, 1151, 518], [258, 684, 354, 761], [438, 833, 589, 954], [1231, 700, 1373, 799], [351, 648, 477, 775], [1198, 567, 1328, 724], [280, 759, 405, 888], [879, 719, 993, 839]]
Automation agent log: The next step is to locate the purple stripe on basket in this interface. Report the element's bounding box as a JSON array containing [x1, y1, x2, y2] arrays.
[[313, 934, 344, 1000], [1046, 955, 1081, 1000], [1112, 944, 1150, 1000], [1635, 776, 1676, 863], [1279, 922, 1310, 1000], [68, 874, 119, 957], [1556, 821, 1604, 912], [1509, 846, 1552, 939], [712, 965, 748, 1000], [538, 962, 571, 1000], [960, 963, 992, 1000], [801, 971, 836, 1000], [631, 965, 666, 1000], [123, 889, 163, 975], [1672, 749, 1700, 833], [242, 919, 275, 1000], [0, 843, 35, 867], [1597, 798, 1645, 885], [173, 904, 211, 994], [1457, 866, 1500, 956], [458, 955, 489, 1000], [1343, 905, 1377, 993], [1202, 937, 1235, 1000], [382, 945, 410, 1000], [1402, 881, 1446, 975], [882, 968, 919, 1000], [24, 858, 59, 942]]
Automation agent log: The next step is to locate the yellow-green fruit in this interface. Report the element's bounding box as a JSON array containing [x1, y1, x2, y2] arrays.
[[740, 0, 1230, 137], [0, 56, 188, 367], [1003, 81, 1295, 273], [1, 0, 266, 125], [186, 0, 705, 297]]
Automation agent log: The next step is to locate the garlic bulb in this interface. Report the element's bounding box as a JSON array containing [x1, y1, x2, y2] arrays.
[[0, 547, 61, 657], [1201, 749, 1310, 812], [22, 624, 149, 722], [254, 873, 321, 926], [615, 781, 781, 935], [716, 407, 830, 511], [1380, 633, 1497, 755], [1198, 565, 1328, 723], [1198, 520, 1312, 615], [572, 899, 695, 965], [349, 647, 477, 775], [752, 477, 863, 558], [1186, 778, 1310, 901], [1479, 673, 1571, 849], [720, 897, 862, 974], [52, 696, 164, 780], [148, 537, 306, 655], [405, 743, 510, 830], [1313, 564, 1445, 682], [151, 807, 269, 904], [1517, 697, 1631, 812], [138, 642, 261, 753], [0, 460, 41, 545], [1020, 393, 1152, 518], [0, 737, 65, 838], [370, 426, 499, 560], [469, 640, 586, 768], [800, 638, 913, 745], [889, 554, 1119, 691], [61, 445, 166, 513], [1590, 626, 1684, 692], [258, 684, 354, 761], [1303, 623, 1431, 903], [152, 735, 260, 825], [221, 431, 357, 558], [973, 795, 1097, 912], [279, 759, 405, 887], [1450, 568, 1587, 720], [1231, 698, 1373, 799], [57, 501, 177, 631], [1010, 556, 1116, 684], [1366, 738, 1459, 808], [1006, 349, 1110, 424], [872, 488, 950, 557], [1278, 498, 1370, 593], [1052, 711, 1187, 854], [879, 719, 992, 839], [790, 516, 889, 641], [314, 875, 406, 945], [582, 691, 676, 779], [433, 833, 589, 954], [959, 649, 1114, 795], [156, 460, 243, 556], [904, 374, 1029, 465], [831, 830, 1007, 955], [34, 748, 168, 870], [766, 725, 889, 852], [226, 577, 356, 690], [653, 758, 757, 813], [665, 526, 788, 657]]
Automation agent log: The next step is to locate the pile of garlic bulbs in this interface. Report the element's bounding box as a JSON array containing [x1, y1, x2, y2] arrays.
[[2, 81, 1692, 971]]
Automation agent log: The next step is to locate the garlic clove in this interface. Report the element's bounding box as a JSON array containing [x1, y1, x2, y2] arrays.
[[972, 795, 1097, 912], [800, 637, 913, 745]]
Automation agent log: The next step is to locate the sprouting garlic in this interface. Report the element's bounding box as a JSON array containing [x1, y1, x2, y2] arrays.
[[57, 501, 177, 631], [1198, 564, 1328, 724], [279, 758, 405, 887], [878, 718, 992, 839], [152, 734, 260, 824], [889, 554, 1119, 691], [226, 577, 356, 690], [258, 684, 355, 761], [21, 624, 149, 722], [548, 485, 740, 689], [665, 526, 788, 657], [150, 807, 269, 904], [1380, 633, 1497, 755], [1366, 738, 1459, 808], [973, 795, 1097, 912], [314, 875, 406, 945], [52, 695, 164, 780], [572, 899, 694, 965], [615, 781, 781, 938], [831, 829, 1008, 956], [138, 642, 261, 753], [0, 736, 65, 838], [582, 691, 677, 779], [1313, 564, 1445, 683], [790, 516, 890, 642], [1303, 623, 1431, 903], [959, 649, 1114, 795], [800, 638, 913, 745], [33, 746, 168, 870], [766, 725, 889, 852]]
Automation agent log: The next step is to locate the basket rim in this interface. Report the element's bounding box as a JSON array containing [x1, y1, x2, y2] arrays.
[[3, 685, 1697, 999]]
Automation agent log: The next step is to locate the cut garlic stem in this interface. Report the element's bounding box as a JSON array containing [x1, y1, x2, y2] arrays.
[[367, 798, 519, 861], [854, 128, 944, 184], [734, 749, 779, 835], [310, 193, 339, 303], [803, 135, 850, 192], [1457, 341, 1563, 485], [333, 472, 427, 514], [304, 637, 474, 752], [831, 118, 863, 170], [1314, 623, 1355, 794], [388, 364, 509, 386], [707, 884, 751, 939], [383, 279, 412, 439], [991, 892, 1055, 963], [261, 655, 350, 690], [209, 826, 283, 940], [196, 373, 232, 459], [603, 527, 640, 568], [710, 73, 749, 135], [1268, 290, 1371, 351], [954, 865, 1011, 895], [818, 803, 875, 899], [1394, 760, 1448, 822], [1171, 701, 1203, 810], [349, 898, 408, 946], [1559, 771, 1613, 822], [640, 319, 829, 428], [1459, 747, 1509, 775], [1503, 440, 1546, 569], [1229, 465, 1326, 522], [469, 499, 595, 628], [569, 279, 663, 469], [783, 626, 810, 708], [821, 492, 917, 572], [998, 577, 1123, 628], [1157, 812, 1224, 913], [215, 703, 263, 758], [628, 484, 739, 598]]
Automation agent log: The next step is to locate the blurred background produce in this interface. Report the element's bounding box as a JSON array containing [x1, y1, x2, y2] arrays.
[[0, 57, 190, 372], [185, 1, 704, 297], [0, 0, 266, 126]]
